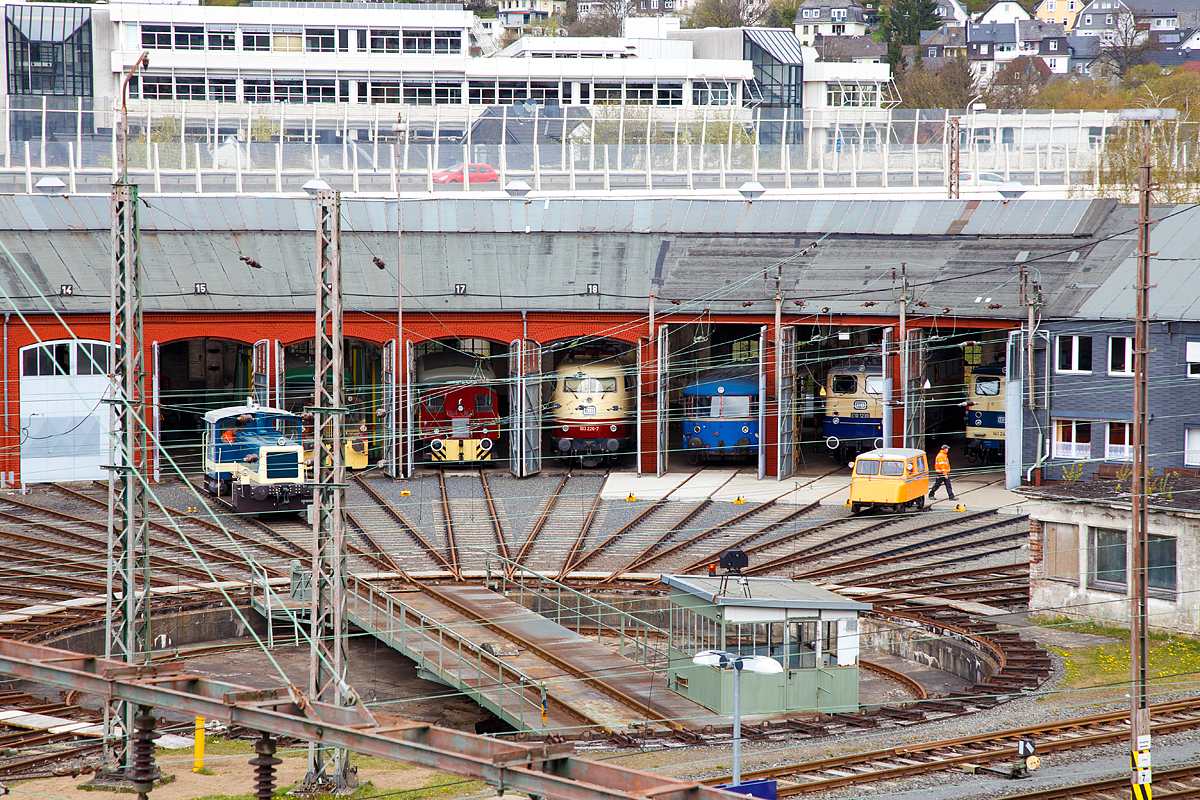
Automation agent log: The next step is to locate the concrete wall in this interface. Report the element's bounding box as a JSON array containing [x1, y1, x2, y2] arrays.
[[860, 614, 999, 685], [43, 603, 269, 656], [1029, 499, 1200, 634]]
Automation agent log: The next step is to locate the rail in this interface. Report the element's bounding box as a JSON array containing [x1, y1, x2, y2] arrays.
[[483, 553, 671, 670], [343, 572, 547, 731]]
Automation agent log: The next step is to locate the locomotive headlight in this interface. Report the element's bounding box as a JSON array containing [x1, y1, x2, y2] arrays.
[[480, 428, 489, 435], [360, 424, 368, 433], [693, 425, 700, 433], [742, 425, 750, 434], [277, 437, 286, 446], [562, 425, 569, 432], [610, 425, 618, 432], [241, 468, 249, 476]]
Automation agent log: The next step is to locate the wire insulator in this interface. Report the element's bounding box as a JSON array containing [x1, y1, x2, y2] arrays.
[[249, 733, 282, 800], [129, 707, 159, 799]]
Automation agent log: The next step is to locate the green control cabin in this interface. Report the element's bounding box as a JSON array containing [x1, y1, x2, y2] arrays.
[[662, 575, 871, 715]]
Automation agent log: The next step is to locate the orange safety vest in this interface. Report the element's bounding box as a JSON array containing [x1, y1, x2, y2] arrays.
[[221, 428, 235, 444], [935, 450, 951, 475]]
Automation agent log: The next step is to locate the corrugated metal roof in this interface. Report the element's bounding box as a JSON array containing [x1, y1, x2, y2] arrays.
[[0, 195, 1111, 238], [1075, 204, 1200, 321]]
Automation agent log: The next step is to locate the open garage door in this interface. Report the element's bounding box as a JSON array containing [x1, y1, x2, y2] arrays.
[[382, 339, 398, 476], [777, 325, 796, 481], [399, 340, 416, 478], [656, 325, 668, 477], [152, 341, 160, 482], [253, 339, 272, 406], [509, 339, 542, 478], [903, 329, 926, 450], [758, 326, 768, 480]]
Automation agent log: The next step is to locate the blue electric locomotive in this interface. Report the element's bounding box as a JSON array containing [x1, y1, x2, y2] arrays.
[[821, 359, 885, 464], [202, 398, 312, 515], [682, 365, 760, 464]]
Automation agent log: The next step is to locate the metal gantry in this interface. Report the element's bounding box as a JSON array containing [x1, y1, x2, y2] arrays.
[[104, 181, 152, 779], [306, 188, 355, 791]]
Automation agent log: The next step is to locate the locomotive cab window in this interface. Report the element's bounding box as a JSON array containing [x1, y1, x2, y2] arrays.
[[563, 376, 617, 394], [864, 376, 883, 394], [832, 375, 858, 394], [711, 395, 752, 418], [474, 393, 493, 412], [975, 377, 1001, 396], [425, 394, 445, 413]]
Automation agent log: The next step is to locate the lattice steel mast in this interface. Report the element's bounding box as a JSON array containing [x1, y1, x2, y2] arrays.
[[305, 189, 354, 791], [104, 181, 152, 778]]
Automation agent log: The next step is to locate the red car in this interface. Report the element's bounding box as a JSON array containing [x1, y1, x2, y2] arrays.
[[432, 163, 500, 184]]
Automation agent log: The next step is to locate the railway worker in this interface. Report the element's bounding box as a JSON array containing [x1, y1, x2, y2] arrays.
[[221, 427, 236, 444], [929, 444, 957, 501]]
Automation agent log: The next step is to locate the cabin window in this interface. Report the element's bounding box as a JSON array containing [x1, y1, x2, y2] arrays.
[[854, 459, 880, 475], [475, 393, 493, 412], [864, 376, 883, 394], [711, 395, 751, 418], [879, 460, 905, 476], [975, 376, 1001, 396], [426, 394, 445, 413], [563, 376, 617, 394], [832, 375, 857, 394]]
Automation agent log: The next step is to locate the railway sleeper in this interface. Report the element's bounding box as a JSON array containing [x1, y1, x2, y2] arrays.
[[784, 720, 829, 736], [876, 706, 926, 721], [830, 713, 879, 728]]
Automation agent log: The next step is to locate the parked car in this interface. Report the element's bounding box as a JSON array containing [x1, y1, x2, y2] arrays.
[[960, 171, 1018, 185], [433, 164, 500, 184]]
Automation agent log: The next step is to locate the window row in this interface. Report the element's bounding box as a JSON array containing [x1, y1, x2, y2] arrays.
[[1056, 334, 1200, 376], [139, 24, 462, 55], [826, 83, 881, 108], [1044, 522, 1177, 597], [21, 342, 110, 378], [129, 75, 718, 106], [1054, 419, 1200, 466]]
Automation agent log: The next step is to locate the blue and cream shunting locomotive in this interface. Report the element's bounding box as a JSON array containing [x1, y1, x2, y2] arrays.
[[202, 399, 312, 515]]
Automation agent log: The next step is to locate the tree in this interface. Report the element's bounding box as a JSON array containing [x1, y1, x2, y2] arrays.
[[1093, 118, 1200, 202], [894, 54, 981, 108], [880, 0, 940, 46], [523, 12, 567, 35], [885, 30, 905, 74], [987, 56, 1051, 108], [682, 0, 770, 28], [567, 0, 632, 36], [1093, 8, 1159, 80]]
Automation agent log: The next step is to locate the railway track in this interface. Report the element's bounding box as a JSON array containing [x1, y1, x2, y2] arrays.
[[700, 696, 1200, 795], [1002, 762, 1200, 799]]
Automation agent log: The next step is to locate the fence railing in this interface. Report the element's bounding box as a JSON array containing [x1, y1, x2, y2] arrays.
[[0, 100, 1126, 194], [483, 553, 670, 671], [343, 572, 549, 731]]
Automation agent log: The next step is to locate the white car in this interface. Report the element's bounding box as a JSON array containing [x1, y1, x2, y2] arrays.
[[960, 171, 1008, 184]]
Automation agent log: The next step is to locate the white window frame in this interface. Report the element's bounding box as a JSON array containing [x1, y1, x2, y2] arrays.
[[1186, 427, 1200, 467], [1057, 334, 1093, 373], [1108, 335, 1134, 375], [1049, 39, 1058, 49], [1084, 13, 1092, 23], [1054, 419, 1093, 459], [1106, 422, 1132, 461], [1186, 341, 1200, 377]]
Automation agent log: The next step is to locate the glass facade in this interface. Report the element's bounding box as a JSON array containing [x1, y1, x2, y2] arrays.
[[6, 5, 92, 97], [744, 33, 802, 108]]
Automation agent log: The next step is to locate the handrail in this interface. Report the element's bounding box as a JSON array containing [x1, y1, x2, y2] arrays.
[[481, 552, 671, 669], [343, 573, 548, 731]]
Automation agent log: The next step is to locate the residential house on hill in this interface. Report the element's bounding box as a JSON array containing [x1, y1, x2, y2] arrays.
[[977, 0, 1033, 23], [1035, 0, 1085, 32], [794, 0, 869, 46], [921, 24, 967, 57]]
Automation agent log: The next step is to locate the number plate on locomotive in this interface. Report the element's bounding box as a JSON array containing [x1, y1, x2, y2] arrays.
[[582, 405, 597, 416], [850, 412, 870, 418]]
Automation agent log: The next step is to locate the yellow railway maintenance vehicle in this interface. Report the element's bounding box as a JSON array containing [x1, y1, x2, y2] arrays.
[[848, 447, 930, 515]]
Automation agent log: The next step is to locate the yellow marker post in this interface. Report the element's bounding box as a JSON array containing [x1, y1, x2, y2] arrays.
[[193, 717, 205, 772]]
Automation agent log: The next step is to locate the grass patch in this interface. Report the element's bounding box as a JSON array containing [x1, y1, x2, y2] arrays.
[[189, 780, 382, 800], [1035, 625, 1200, 690], [412, 773, 488, 798], [194, 767, 216, 776]]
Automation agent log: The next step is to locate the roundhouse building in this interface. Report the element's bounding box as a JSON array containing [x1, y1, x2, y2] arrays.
[[0, 194, 1140, 488]]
